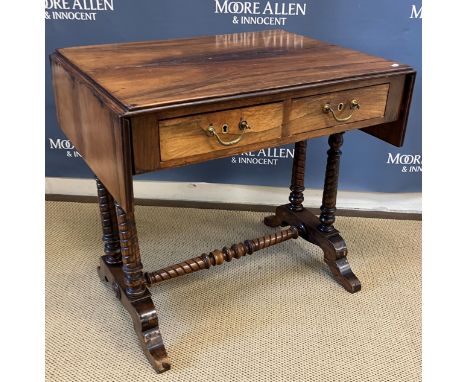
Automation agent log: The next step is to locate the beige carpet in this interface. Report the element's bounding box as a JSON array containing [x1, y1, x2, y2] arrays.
[[45, 201, 421, 382]]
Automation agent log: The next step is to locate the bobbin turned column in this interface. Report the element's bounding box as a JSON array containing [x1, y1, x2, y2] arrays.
[[288, 140, 307, 212], [264, 141, 307, 227], [114, 203, 146, 297], [145, 226, 300, 286], [96, 178, 121, 265], [318, 133, 343, 233]]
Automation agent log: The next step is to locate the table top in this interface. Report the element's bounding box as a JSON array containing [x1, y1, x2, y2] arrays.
[[55, 30, 411, 113]]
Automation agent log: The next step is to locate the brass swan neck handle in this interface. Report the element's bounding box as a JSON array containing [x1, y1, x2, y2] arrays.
[[205, 120, 250, 146], [322, 99, 360, 122]]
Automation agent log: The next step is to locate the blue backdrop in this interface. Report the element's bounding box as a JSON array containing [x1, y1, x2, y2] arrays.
[[45, 0, 421, 193]]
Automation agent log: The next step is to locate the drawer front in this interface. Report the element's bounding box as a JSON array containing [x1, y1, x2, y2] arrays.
[[159, 103, 283, 162], [288, 84, 390, 135]]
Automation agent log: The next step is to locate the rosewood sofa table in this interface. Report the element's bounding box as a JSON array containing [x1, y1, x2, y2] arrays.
[[51, 30, 415, 373]]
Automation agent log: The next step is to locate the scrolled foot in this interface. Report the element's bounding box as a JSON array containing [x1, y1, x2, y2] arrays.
[[324, 257, 361, 293], [131, 298, 171, 373], [97, 257, 171, 373]]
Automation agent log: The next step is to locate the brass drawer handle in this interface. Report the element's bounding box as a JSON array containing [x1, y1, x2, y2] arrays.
[[322, 99, 360, 122], [205, 120, 250, 146]]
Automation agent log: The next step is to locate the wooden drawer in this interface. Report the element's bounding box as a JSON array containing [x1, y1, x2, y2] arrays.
[[159, 103, 283, 162], [288, 84, 390, 135], [132, 75, 412, 173]]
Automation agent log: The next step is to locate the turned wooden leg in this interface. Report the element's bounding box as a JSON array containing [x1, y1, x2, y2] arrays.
[[318, 133, 342, 233], [97, 200, 171, 373], [264, 136, 361, 293], [316, 133, 361, 292], [115, 204, 146, 297], [96, 178, 122, 265], [288, 140, 307, 212], [264, 141, 307, 227]]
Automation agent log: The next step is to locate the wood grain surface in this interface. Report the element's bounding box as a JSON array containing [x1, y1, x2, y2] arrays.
[[289, 83, 389, 135], [159, 103, 283, 161], [51, 56, 133, 211], [361, 72, 416, 146], [55, 30, 411, 112], [132, 77, 408, 171]]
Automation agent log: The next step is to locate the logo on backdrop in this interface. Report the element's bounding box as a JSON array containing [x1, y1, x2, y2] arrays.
[[231, 147, 294, 166], [45, 0, 115, 21], [214, 1, 307, 26], [386, 152, 421, 173], [410, 4, 422, 19], [48, 138, 82, 159]]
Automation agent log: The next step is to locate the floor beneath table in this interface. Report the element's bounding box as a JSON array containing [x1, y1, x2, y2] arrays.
[[45, 201, 421, 382]]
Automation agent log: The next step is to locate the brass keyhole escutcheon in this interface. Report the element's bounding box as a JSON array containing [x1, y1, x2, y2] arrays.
[[322, 99, 360, 122], [205, 120, 250, 146]]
